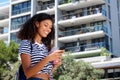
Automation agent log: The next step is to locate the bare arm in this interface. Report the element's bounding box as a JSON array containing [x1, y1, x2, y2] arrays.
[[21, 50, 64, 79]]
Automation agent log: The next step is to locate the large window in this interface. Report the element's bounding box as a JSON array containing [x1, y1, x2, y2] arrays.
[[12, 1, 31, 15], [11, 15, 30, 30], [10, 32, 20, 43]]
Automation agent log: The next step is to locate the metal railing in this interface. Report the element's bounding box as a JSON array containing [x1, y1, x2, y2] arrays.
[[59, 25, 107, 37], [59, 0, 85, 5], [60, 8, 106, 20], [65, 42, 106, 52], [37, 3, 54, 11]]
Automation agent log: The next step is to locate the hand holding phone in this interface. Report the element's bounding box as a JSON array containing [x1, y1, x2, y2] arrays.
[[49, 47, 64, 64]]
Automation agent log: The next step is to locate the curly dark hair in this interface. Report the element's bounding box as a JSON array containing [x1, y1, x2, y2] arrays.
[[17, 13, 55, 51]]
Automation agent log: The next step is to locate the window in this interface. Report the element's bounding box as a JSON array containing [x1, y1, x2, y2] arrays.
[[11, 15, 30, 30], [12, 1, 31, 15]]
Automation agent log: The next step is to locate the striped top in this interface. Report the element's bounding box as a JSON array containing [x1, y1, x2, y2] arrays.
[[19, 40, 53, 80]]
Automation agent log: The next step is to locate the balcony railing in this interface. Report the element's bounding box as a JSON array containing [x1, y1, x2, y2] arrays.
[[0, 15, 9, 20], [59, 0, 86, 5], [60, 8, 106, 20], [65, 42, 106, 52], [37, 3, 54, 11], [59, 25, 107, 37], [12, 7, 31, 15]]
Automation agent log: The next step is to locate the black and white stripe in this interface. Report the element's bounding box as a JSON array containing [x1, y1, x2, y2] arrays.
[[19, 40, 53, 80]]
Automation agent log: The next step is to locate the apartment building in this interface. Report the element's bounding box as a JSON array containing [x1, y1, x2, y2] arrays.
[[0, 0, 120, 79]]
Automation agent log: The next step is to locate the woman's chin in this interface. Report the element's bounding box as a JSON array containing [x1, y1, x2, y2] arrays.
[[42, 35, 47, 38]]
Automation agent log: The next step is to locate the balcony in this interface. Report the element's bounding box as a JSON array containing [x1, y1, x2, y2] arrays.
[[59, 25, 107, 37], [58, 9, 106, 27], [92, 57, 120, 69], [58, 0, 105, 11], [75, 56, 111, 63], [37, 2, 54, 10], [65, 42, 106, 52], [0, 2, 9, 20], [37, 2, 55, 14], [0, 33, 8, 40], [58, 25, 107, 43], [0, 19, 9, 27]]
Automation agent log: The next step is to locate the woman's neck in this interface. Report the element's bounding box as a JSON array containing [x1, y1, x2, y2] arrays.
[[34, 34, 42, 44]]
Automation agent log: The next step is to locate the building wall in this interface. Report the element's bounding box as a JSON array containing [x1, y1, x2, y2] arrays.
[[111, 0, 120, 57]]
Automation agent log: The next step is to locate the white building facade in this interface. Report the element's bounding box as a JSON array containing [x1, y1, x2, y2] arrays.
[[0, 0, 120, 79]]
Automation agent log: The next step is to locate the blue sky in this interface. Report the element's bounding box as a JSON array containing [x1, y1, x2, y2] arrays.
[[0, 0, 9, 3]]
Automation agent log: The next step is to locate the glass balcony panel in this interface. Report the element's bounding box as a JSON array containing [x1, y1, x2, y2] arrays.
[[59, 25, 107, 37], [60, 8, 106, 20], [59, 0, 72, 5], [65, 42, 106, 52], [37, 2, 54, 11], [59, 0, 86, 5]]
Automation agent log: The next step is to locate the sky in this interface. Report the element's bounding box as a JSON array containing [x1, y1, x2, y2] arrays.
[[0, 0, 9, 6], [0, 0, 9, 3]]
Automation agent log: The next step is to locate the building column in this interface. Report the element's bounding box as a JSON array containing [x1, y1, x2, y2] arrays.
[[31, 0, 37, 17], [55, 0, 59, 48]]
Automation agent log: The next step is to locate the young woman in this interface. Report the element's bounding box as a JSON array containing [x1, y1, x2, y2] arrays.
[[18, 13, 64, 80]]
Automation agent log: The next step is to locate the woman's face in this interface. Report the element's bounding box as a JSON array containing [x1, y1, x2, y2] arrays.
[[36, 19, 53, 38]]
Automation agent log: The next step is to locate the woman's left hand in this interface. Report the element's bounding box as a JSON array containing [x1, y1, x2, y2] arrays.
[[53, 58, 62, 69]]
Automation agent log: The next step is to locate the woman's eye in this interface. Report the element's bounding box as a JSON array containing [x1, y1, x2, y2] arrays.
[[44, 24, 48, 27]]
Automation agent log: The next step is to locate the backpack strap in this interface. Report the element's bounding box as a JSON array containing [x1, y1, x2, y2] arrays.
[[18, 42, 33, 80]]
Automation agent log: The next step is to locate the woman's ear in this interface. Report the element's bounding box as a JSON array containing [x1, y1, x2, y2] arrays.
[[35, 21, 39, 28]]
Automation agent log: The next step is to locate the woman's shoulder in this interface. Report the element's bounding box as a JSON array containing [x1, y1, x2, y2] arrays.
[[20, 39, 31, 46], [20, 39, 30, 43]]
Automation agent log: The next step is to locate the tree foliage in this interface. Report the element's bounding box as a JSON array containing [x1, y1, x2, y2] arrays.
[[0, 40, 19, 80], [53, 53, 104, 80]]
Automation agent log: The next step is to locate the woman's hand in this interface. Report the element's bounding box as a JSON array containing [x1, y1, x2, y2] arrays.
[[52, 57, 62, 73], [53, 58, 62, 67], [47, 50, 64, 62]]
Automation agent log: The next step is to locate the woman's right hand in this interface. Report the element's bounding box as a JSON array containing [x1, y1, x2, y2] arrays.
[[47, 50, 64, 61]]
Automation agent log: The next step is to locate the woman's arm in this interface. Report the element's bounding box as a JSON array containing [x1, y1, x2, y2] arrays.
[[21, 50, 64, 79], [21, 53, 50, 79]]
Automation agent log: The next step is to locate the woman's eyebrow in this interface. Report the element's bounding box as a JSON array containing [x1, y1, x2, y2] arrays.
[[44, 22, 52, 27], [44, 22, 48, 25]]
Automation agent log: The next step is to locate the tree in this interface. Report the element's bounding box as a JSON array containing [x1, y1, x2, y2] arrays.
[[0, 40, 19, 80], [53, 53, 104, 80]]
